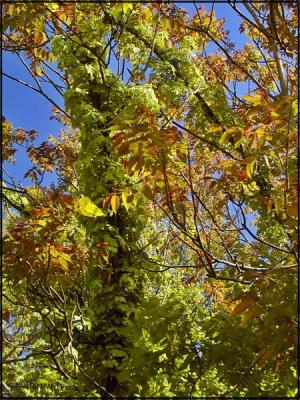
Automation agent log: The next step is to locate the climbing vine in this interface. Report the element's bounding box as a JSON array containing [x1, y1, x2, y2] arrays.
[[2, 2, 298, 397]]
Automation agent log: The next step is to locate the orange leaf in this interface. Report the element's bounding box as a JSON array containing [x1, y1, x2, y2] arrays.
[[3, 309, 10, 322], [103, 194, 112, 209]]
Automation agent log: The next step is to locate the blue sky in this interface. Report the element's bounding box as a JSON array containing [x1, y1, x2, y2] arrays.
[[3, 53, 63, 185], [3, 2, 249, 185]]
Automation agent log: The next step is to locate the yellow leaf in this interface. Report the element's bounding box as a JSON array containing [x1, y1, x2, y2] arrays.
[[58, 257, 68, 270], [37, 219, 47, 227], [270, 111, 280, 118], [60, 230, 68, 241], [121, 191, 132, 211], [50, 247, 59, 258], [111, 194, 120, 214], [122, 3, 134, 13], [254, 127, 265, 138], [246, 159, 257, 178], [60, 252, 71, 262], [209, 126, 223, 133], [243, 94, 261, 106], [241, 183, 251, 196], [75, 196, 105, 218], [291, 99, 298, 117], [249, 181, 259, 191], [36, 66, 43, 77], [133, 192, 141, 205], [219, 128, 234, 145], [140, 6, 151, 21], [161, 16, 172, 31], [48, 3, 59, 11], [115, 3, 134, 14], [50, 246, 71, 270]]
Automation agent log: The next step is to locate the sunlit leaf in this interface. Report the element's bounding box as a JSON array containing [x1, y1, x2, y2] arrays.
[[75, 196, 105, 218]]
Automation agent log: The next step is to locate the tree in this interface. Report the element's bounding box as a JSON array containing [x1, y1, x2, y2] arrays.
[[2, 2, 298, 397]]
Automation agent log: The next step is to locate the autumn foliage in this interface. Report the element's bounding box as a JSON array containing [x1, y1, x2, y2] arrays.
[[2, 2, 298, 397]]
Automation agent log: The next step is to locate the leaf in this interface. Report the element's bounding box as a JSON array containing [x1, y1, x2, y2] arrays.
[[231, 296, 254, 316], [209, 125, 223, 134], [37, 207, 51, 217], [243, 94, 261, 106], [67, 342, 78, 360], [267, 198, 273, 213], [111, 194, 120, 214], [161, 16, 172, 32], [75, 196, 105, 218], [3, 309, 10, 322], [58, 257, 68, 270], [35, 66, 43, 77], [59, 252, 71, 262], [285, 204, 298, 217], [140, 6, 152, 22], [50, 247, 59, 258], [117, 369, 130, 383], [246, 159, 257, 178], [114, 2, 134, 14], [110, 349, 127, 358], [273, 198, 282, 215], [122, 3, 134, 13], [257, 344, 276, 366], [37, 219, 47, 226], [47, 3, 59, 11], [245, 104, 264, 118], [143, 185, 154, 200], [240, 305, 260, 326], [241, 183, 251, 196], [121, 191, 132, 211], [103, 194, 112, 209], [118, 141, 130, 155], [219, 128, 236, 145]]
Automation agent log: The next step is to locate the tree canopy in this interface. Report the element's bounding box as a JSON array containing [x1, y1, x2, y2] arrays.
[[2, 1, 298, 398]]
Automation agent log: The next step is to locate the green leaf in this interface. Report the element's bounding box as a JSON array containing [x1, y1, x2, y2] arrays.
[[110, 349, 127, 358]]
